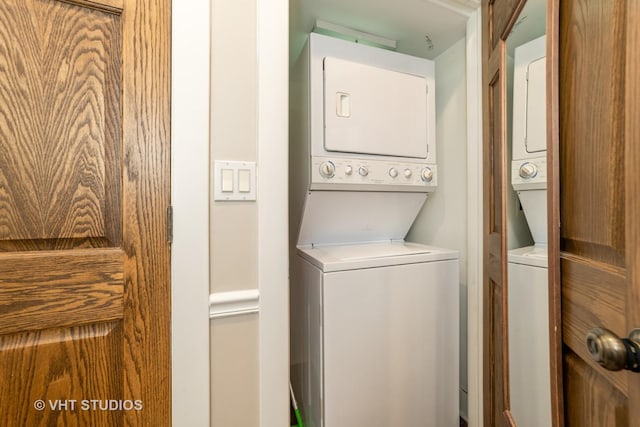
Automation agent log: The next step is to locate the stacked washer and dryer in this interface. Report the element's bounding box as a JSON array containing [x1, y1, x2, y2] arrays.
[[289, 33, 459, 426], [508, 35, 552, 427]]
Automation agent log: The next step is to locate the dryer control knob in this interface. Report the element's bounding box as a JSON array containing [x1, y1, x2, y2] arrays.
[[389, 167, 399, 178], [345, 165, 353, 175], [421, 167, 434, 183], [404, 168, 413, 178], [519, 162, 538, 179], [320, 161, 335, 178], [359, 166, 369, 177]]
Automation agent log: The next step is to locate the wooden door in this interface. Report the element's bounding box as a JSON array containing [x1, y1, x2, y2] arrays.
[[482, 1, 525, 425], [558, 0, 640, 424], [0, 0, 171, 425]]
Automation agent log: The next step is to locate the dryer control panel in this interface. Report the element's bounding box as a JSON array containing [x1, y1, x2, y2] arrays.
[[511, 156, 546, 191], [310, 155, 437, 192]]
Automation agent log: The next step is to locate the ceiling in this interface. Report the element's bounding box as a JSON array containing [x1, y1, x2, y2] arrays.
[[290, 0, 480, 63]]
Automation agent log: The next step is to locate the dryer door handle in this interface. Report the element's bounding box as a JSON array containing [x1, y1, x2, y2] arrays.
[[336, 92, 351, 117]]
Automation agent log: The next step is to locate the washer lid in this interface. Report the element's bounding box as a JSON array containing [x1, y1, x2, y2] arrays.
[[297, 241, 459, 272], [508, 245, 548, 268], [297, 191, 427, 246]]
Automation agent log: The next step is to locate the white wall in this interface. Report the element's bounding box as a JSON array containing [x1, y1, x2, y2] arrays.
[[172, 1, 211, 425], [173, 0, 289, 425], [406, 36, 469, 419], [209, 0, 261, 424]]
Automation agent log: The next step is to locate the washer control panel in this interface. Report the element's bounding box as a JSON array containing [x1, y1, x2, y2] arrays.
[[511, 157, 546, 190], [311, 156, 437, 191]]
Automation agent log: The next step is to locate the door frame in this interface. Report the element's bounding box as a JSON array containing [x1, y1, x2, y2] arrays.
[[466, 8, 485, 427], [256, 0, 290, 424], [171, 1, 211, 426]]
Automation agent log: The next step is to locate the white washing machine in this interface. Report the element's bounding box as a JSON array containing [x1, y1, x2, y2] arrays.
[[291, 242, 459, 427], [289, 33, 460, 427], [508, 34, 551, 427], [508, 247, 550, 427]]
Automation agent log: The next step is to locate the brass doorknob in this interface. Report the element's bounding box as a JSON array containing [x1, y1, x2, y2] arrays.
[[586, 327, 640, 372]]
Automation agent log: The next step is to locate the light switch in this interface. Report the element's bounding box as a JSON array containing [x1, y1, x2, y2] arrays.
[[214, 160, 257, 201], [221, 169, 234, 192], [238, 169, 251, 193]]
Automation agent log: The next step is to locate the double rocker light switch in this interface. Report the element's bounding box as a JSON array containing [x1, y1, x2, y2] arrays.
[[238, 169, 251, 193], [214, 160, 256, 201], [221, 169, 234, 192]]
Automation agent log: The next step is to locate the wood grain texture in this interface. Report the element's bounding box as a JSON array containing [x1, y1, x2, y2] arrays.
[[564, 349, 628, 427], [561, 255, 627, 395], [482, 0, 509, 420], [625, 0, 640, 422], [0, 248, 124, 335], [120, 0, 171, 423], [489, 56, 504, 235], [0, 322, 123, 426], [559, 0, 636, 425], [60, 0, 124, 14], [488, 0, 525, 50], [559, 0, 625, 268], [546, 0, 565, 425], [0, 0, 122, 249], [484, 279, 510, 427], [0, 0, 170, 424]]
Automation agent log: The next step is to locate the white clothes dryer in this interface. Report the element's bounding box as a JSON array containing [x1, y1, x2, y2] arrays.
[[290, 241, 459, 427]]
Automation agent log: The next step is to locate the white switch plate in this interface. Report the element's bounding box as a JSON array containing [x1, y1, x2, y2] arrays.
[[214, 160, 257, 201]]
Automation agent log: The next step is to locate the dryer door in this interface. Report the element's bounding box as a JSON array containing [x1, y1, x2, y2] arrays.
[[525, 57, 546, 153], [323, 56, 429, 159]]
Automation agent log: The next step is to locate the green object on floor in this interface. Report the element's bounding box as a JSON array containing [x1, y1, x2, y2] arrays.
[[289, 382, 305, 427]]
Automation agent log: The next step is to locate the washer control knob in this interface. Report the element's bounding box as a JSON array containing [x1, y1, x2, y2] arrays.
[[421, 167, 434, 183], [389, 167, 398, 178], [345, 165, 353, 175], [519, 162, 538, 179], [320, 161, 335, 178], [359, 166, 369, 177], [404, 168, 413, 178]]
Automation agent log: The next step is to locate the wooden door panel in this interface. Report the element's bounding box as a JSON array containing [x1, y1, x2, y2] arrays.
[[482, 2, 509, 421], [0, 323, 123, 426], [559, 0, 638, 425], [483, 2, 509, 426], [488, 53, 504, 239], [559, 0, 625, 268], [0, 0, 170, 424], [0, 248, 124, 334], [561, 256, 628, 395], [0, 0, 122, 250], [564, 350, 628, 426]]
